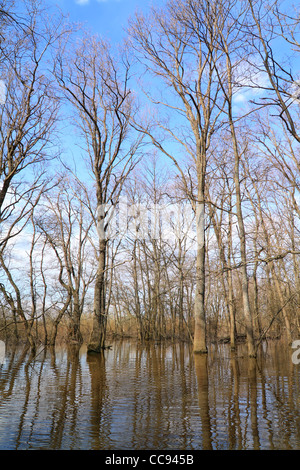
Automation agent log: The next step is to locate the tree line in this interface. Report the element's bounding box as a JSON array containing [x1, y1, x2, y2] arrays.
[[0, 0, 299, 357]]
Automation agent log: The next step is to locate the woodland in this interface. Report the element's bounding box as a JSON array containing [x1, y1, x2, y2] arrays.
[[0, 0, 299, 358]]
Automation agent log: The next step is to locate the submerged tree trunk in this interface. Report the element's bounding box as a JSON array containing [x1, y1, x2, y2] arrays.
[[227, 205, 237, 350], [194, 180, 207, 354], [68, 292, 83, 345], [233, 146, 256, 357], [271, 264, 292, 344], [48, 294, 72, 348], [88, 239, 107, 353]]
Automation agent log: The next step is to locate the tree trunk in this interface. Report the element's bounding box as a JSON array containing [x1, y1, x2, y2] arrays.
[[193, 183, 207, 354], [271, 264, 292, 344], [68, 293, 83, 344], [88, 239, 107, 353], [133, 240, 144, 341], [229, 109, 256, 357], [233, 169, 256, 357], [227, 206, 237, 350], [233, 161, 256, 357], [208, 192, 237, 350]]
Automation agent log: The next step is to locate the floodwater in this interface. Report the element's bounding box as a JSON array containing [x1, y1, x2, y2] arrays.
[[0, 339, 299, 450]]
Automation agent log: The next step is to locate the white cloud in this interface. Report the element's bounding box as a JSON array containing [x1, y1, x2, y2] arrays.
[[75, 0, 90, 5], [75, 0, 121, 4]]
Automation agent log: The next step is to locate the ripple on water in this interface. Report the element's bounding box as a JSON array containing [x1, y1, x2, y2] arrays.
[[0, 341, 299, 450]]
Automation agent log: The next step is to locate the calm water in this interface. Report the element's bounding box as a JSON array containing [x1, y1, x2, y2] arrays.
[[0, 339, 299, 450]]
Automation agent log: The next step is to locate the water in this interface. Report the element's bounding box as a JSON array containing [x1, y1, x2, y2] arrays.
[[0, 340, 299, 450]]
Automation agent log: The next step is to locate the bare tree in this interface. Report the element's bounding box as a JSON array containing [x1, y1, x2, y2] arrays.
[[206, 151, 238, 350], [246, 0, 300, 144], [110, 159, 195, 342], [210, 0, 258, 356], [0, 0, 69, 351], [36, 178, 95, 346], [0, 0, 63, 227], [55, 34, 142, 352], [128, 0, 227, 353]]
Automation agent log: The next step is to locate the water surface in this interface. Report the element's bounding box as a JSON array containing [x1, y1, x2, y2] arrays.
[[0, 340, 299, 450]]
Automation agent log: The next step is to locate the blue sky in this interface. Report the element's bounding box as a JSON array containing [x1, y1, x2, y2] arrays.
[[49, 0, 162, 44]]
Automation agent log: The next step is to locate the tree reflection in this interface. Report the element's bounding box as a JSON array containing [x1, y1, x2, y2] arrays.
[[0, 341, 299, 449], [86, 351, 110, 449], [229, 351, 242, 449], [248, 357, 260, 449], [194, 354, 212, 449]]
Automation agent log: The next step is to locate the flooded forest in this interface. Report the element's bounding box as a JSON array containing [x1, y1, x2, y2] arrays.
[[0, 0, 300, 451]]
